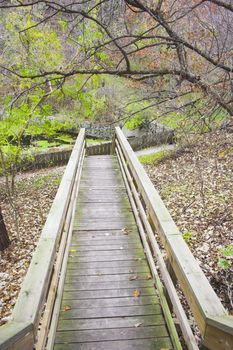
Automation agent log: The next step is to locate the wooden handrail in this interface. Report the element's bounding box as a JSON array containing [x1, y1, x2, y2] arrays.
[[0, 129, 86, 350], [115, 126, 233, 350]]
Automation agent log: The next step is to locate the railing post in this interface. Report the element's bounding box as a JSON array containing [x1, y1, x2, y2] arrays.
[[110, 132, 116, 155]]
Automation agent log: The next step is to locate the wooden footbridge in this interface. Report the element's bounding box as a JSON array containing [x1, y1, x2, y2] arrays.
[[0, 128, 232, 350]]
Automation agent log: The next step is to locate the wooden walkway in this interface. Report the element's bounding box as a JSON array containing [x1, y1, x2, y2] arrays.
[[53, 155, 173, 350]]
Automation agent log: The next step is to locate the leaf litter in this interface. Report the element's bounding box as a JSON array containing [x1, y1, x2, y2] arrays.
[[144, 131, 233, 312], [0, 166, 65, 325]]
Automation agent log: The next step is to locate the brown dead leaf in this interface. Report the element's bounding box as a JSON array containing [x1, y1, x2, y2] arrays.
[[129, 275, 138, 281], [133, 289, 141, 297], [64, 305, 71, 312], [121, 227, 132, 235], [147, 274, 152, 280]]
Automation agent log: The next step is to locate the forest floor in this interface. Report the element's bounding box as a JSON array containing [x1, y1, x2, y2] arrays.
[[0, 166, 65, 325], [144, 130, 233, 314]]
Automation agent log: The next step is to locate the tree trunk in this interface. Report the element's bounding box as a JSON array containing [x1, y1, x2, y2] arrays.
[[0, 207, 10, 251]]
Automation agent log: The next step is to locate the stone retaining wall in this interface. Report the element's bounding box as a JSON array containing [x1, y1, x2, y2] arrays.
[[78, 121, 174, 150], [123, 121, 174, 151], [79, 122, 115, 140]]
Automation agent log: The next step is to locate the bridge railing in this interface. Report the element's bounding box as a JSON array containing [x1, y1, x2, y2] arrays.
[[86, 141, 112, 156], [115, 126, 233, 350], [0, 129, 86, 350]]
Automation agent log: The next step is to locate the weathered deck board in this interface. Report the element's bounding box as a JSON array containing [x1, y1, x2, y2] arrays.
[[53, 155, 172, 349]]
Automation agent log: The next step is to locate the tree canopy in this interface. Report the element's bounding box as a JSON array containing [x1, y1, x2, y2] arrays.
[[0, 0, 232, 123]]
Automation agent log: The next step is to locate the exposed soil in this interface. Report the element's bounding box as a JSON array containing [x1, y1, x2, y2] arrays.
[[145, 130, 233, 313], [0, 166, 65, 325]]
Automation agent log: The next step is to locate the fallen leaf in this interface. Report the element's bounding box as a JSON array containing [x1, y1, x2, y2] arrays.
[[147, 274, 152, 280], [129, 275, 138, 281], [121, 227, 132, 235], [69, 249, 77, 253], [133, 289, 141, 297], [134, 322, 143, 327], [64, 305, 71, 311]]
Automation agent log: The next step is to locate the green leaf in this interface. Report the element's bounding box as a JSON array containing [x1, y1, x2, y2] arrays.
[[218, 258, 229, 269]]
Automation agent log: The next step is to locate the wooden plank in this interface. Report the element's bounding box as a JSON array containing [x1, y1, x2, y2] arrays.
[[74, 218, 135, 225], [66, 248, 143, 257], [166, 235, 226, 334], [80, 179, 123, 186], [66, 260, 148, 270], [0, 322, 33, 350], [63, 280, 154, 291], [115, 127, 229, 338], [77, 197, 129, 204], [75, 207, 133, 218], [62, 287, 155, 300], [81, 173, 121, 179], [117, 146, 182, 350], [55, 325, 170, 343], [78, 188, 127, 193], [59, 305, 162, 320], [64, 273, 152, 283], [65, 255, 146, 263], [65, 266, 148, 275], [75, 211, 134, 219], [57, 314, 164, 331], [36, 143, 86, 350], [204, 316, 233, 350], [117, 141, 198, 350], [11, 129, 85, 328], [54, 337, 172, 350], [69, 243, 140, 251], [60, 296, 159, 309], [70, 239, 141, 246], [71, 229, 139, 239], [74, 223, 137, 231]]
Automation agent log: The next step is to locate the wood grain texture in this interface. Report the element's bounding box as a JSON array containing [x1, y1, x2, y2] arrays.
[[54, 338, 172, 350], [115, 127, 232, 344], [53, 155, 172, 349]]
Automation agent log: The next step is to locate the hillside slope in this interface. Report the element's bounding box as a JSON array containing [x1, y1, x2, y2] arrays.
[[144, 131, 233, 312]]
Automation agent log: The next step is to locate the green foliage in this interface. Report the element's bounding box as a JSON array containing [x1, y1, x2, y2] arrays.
[[33, 140, 60, 149], [182, 231, 194, 246], [124, 115, 144, 130], [53, 75, 107, 121], [158, 113, 186, 130], [218, 244, 233, 269], [3, 11, 63, 76], [55, 134, 74, 144], [86, 138, 106, 144], [138, 150, 169, 165], [32, 173, 61, 190]]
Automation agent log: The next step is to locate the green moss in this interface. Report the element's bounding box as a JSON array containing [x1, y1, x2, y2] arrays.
[[86, 138, 106, 144], [138, 150, 169, 165], [182, 231, 194, 246]]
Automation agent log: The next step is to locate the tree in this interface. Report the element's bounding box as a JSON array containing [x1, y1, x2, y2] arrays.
[[0, 206, 10, 251], [0, 0, 232, 127]]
